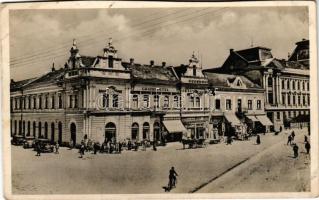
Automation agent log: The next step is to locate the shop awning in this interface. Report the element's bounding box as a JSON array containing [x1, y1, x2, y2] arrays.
[[246, 115, 259, 122], [256, 115, 273, 126], [224, 113, 242, 126], [163, 120, 187, 133]]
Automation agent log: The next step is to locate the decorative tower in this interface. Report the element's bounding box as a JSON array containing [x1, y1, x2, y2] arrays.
[[66, 39, 84, 69], [184, 52, 204, 77], [103, 37, 118, 58]]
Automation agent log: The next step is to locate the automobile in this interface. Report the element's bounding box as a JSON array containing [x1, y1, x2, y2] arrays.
[[34, 138, 54, 153], [11, 135, 25, 146], [23, 136, 36, 149]]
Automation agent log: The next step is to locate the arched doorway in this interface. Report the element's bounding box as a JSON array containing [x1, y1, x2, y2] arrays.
[[33, 122, 36, 137], [70, 123, 76, 146], [131, 123, 139, 141], [27, 121, 30, 136], [38, 122, 42, 138], [153, 122, 160, 141], [105, 122, 116, 143], [44, 122, 48, 139], [51, 123, 55, 143], [58, 122, 63, 145], [143, 122, 150, 140]]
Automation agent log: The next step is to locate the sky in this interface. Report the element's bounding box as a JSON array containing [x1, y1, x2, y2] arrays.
[[9, 6, 309, 81]]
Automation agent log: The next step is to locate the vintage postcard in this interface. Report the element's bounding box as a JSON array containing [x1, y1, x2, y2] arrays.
[[1, 1, 318, 199]]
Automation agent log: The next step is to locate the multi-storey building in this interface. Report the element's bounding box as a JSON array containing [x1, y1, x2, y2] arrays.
[[11, 38, 287, 146], [204, 39, 310, 131]]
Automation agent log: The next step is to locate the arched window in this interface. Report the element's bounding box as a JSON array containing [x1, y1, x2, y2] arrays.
[[51, 123, 55, 143], [163, 96, 169, 109], [44, 122, 48, 139], [33, 121, 36, 137], [22, 121, 25, 135], [105, 122, 116, 142], [38, 122, 42, 138], [195, 96, 200, 107], [173, 96, 179, 108], [58, 122, 63, 144], [27, 121, 30, 136], [131, 123, 139, 141], [132, 94, 138, 109], [143, 122, 150, 140], [113, 94, 118, 108]]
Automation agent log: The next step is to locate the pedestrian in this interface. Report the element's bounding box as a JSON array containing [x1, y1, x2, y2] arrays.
[[36, 142, 41, 156], [293, 144, 299, 158], [291, 131, 295, 140], [93, 142, 97, 154], [118, 142, 122, 153], [305, 141, 310, 154], [55, 142, 59, 154], [256, 135, 261, 145], [153, 141, 157, 151], [80, 143, 85, 158], [287, 135, 292, 145], [168, 167, 178, 189]]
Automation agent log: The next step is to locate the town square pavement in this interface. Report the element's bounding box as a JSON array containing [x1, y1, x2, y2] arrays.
[[11, 128, 310, 194]]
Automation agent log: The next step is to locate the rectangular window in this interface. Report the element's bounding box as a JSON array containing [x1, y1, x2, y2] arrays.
[[226, 99, 232, 110], [74, 95, 78, 108], [39, 96, 42, 109], [189, 95, 194, 108], [307, 82, 309, 91], [287, 81, 290, 89], [69, 95, 73, 108], [33, 97, 36, 109], [103, 94, 109, 108], [58, 94, 63, 109], [45, 96, 48, 109], [292, 81, 295, 90], [15, 98, 17, 109], [257, 100, 261, 110], [19, 98, 22, 109], [52, 96, 55, 109], [143, 95, 149, 108], [28, 96, 31, 109], [282, 94, 285, 105], [248, 100, 252, 110], [297, 81, 300, 90], [307, 95, 310, 105], [23, 98, 26, 109], [288, 111, 291, 117], [293, 95, 296, 105], [282, 80, 285, 89], [195, 96, 200, 108], [215, 99, 220, 110], [163, 96, 169, 108], [173, 96, 179, 108], [303, 95, 306, 105], [268, 93, 273, 104], [298, 95, 301, 105]]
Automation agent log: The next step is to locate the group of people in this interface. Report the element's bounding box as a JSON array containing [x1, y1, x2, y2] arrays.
[[35, 141, 59, 157], [286, 130, 311, 158], [77, 137, 153, 158]]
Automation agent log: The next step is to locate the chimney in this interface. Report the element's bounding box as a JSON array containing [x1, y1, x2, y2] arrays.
[[162, 62, 166, 67], [230, 49, 234, 53], [302, 38, 306, 41], [129, 58, 134, 65], [150, 60, 154, 66]]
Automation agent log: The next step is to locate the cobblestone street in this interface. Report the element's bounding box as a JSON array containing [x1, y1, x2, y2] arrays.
[[11, 128, 310, 194]]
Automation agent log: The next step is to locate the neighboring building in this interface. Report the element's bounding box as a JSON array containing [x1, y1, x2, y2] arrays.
[[205, 72, 270, 140], [288, 39, 309, 68], [204, 39, 310, 131]]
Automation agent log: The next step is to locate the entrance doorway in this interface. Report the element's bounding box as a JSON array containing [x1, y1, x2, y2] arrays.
[[105, 122, 116, 143], [153, 122, 160, 141], [70, 123, 76, 146], [58, 122, 63, 145]]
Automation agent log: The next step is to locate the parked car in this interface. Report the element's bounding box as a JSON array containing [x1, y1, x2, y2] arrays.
[[34, 138, 54, 153], [23, 136, 36, 149], [11, 135, 25, 146]]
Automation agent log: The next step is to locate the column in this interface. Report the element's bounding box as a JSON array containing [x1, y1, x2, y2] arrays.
[[285, 93, 288, 106], [278, 77, 282, 104], [272, 76, 276, 105]]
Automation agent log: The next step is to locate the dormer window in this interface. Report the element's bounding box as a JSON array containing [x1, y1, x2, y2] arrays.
[[108, 56, 113, 68], [237, 80, 242, 86], [193, 65, 196, 76]]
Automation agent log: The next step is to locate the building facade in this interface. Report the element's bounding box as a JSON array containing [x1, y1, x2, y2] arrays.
[[204, 39, 310, 132], [12, 38, 305, 146]]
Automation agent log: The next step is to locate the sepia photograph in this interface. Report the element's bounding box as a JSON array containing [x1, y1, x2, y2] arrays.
[[1, 1, 318, 199]]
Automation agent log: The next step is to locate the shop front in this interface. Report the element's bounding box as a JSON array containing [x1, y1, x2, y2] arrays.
[[162, 119, 187, 142]]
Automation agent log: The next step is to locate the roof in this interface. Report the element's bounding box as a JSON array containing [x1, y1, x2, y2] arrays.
[[204, 72, 262, 89], [129, 63, 178, 84], [236, 46, 272, 62], [10, 77, 37, 91], [81, 56, 96, 67]]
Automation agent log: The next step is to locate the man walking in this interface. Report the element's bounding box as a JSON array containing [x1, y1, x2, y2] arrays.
[[293, 144, 299, 158], [291, 131, 295, 140], [36, 142, 41, 156], [305, 141, 310, 154], [287, 135, 292, 145], [55, 142, 59, 154], [256, 135, 261, 145], [80, 143, 85, 158]]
